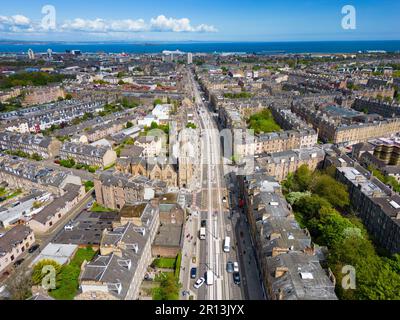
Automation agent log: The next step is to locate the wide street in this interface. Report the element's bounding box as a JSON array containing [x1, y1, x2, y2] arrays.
[[181, 69, 246, 300]]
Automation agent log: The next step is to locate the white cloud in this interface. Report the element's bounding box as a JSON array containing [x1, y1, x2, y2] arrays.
[[0, 14, 33, 32], [150, 15, 217, 32], [58, 15, 216, 33], [0, 14, 217, 36]]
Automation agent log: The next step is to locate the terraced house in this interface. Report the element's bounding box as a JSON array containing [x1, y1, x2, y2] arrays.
[[0, 155, 82, 196], [0, 225, 35, 274], [238, 171, 337, 300], [0, 132, 61, 159], [94, 171, 167, 210], [59, 142, 117, 169]]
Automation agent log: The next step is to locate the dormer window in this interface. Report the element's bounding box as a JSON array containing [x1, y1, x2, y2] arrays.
[[117, 259, 132, 270]]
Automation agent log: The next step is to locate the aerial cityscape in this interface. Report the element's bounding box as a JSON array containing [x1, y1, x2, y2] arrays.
[[0, 0, 400, 305]]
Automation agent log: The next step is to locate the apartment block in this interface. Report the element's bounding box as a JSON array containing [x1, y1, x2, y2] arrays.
[[325, 151, 400, 254], [0, 225, 35, 274], [94, 171, 167, 211], [238, 172, 337, 300], [0, 132, 61, 159], [78, 202, 159, 300], [60, 142, 117, 168], [255, 147, 325, 182]]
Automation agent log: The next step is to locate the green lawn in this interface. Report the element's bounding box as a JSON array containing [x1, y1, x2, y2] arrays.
[[49, 247, 97, 300], [83, 181, 94, 193], [152, 257, 176, 269], [247, 109, 282, 134], [151, 253, 182, 300], [90, 201, 115, 212]]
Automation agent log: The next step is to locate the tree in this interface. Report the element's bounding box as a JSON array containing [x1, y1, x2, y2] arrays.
[[312, 174, 349, 209], [286, 191, 312, 206], [126, 121, 133, 129], [7, 266, 33, 300], [293, 194, 332, 220], [309, 206, 356, 247], [293, 164, 313, 192], [186, 122, 197, 129], [32, 259, 62, 286], [158, 273, 181, 300], [65, 93, 73, 100]]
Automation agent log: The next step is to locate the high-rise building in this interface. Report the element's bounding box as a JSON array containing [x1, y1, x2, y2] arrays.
[[27, 48, 35, 60], [187, 52, 193, 64]]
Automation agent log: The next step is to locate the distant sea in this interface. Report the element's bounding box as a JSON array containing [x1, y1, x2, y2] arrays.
[[0, 40, 400, 54]]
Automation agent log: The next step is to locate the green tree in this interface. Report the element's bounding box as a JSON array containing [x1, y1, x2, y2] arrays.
[[157, 273, 181, 300], [32, 259, 62, 286], [293, 164, 313, 192], [126, 121, 133, 129], [312, 174, 350, 209]]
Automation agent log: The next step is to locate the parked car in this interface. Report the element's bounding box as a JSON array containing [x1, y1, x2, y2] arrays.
[[28, 244, 40, 254], [64, 224, 74, 231], [13, 259, 24, 267], [193, 277, 205, 289], [233, 272, 241, 285], [201, 220, 207, 228], [233, 262, 239, 273], [190, 267, 197, 279], [226, 261, 234, 273]]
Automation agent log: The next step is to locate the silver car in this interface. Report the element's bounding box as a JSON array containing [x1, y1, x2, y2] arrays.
[[226, 261, 234, 273], [194, 277, 205, 289]]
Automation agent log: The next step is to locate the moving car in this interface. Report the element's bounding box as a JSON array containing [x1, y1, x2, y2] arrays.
[[233, 272, 241, 285], [201, 220, 207, 228], [233, 262, 239, 273], [193, 277, 205, 289], [226, 261, 234, 273], [190, 267, 197, 279]]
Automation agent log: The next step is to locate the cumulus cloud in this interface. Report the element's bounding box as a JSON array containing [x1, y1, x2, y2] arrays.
[[0, 13, 217, 35], [149, 15, 217, 32], [61, 18, 148, 33], [0, 14, 34, 32]]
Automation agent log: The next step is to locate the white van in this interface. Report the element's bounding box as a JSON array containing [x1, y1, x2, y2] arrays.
[[206, 270, 214, 286], [199, 227, 206, 240], [223, 236, 231, 253]]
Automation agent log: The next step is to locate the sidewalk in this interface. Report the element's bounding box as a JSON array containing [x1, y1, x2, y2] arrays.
[[179, 213, 199, 300]]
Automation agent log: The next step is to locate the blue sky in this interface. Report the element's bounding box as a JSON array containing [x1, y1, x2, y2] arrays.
[[0, 0, 399, 41]]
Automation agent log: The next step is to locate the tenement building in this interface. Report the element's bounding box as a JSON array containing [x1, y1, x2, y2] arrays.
[[59, 142, 117, 168], [78, 201, 159, 300], [0, 132, 61, 159], [94, 171, 167, 210], [238, 171, 337, 300], [325, 150, 400, 254], [255, 147, 325, 182]]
